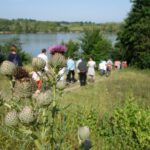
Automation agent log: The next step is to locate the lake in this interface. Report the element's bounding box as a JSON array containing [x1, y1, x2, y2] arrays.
[[0, 33, 116, 57]]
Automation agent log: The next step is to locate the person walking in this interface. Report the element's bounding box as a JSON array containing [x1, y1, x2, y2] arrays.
[[76, 58, 82, 82], [106, 59, 113, 77], [8, 45, 22, 66], [58, 67, 66, 81], [99, 60, 107, 76], [87, 57, 96, 82], [31, 71, 42, 94], [38, 48, 48, 71], [78, 59, 87, 86], [66, 56, 76, 83]]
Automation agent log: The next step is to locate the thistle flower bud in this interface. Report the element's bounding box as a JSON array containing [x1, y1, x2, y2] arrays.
[[14, 78, 34, 98], [14, 67, 29, 80], [56, 81, 66, 90], [5, 111, 18, 126], [33, 90, 52, 106], [49, 53, 66, 69], [48, 44, 67, 55], [0, 60, 16, 76], [32, 57, 46, 71], [19, 106, 35, 124], [78, 126, 90, 142]]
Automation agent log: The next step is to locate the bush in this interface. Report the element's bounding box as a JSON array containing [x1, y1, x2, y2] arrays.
[[98, 98, 150, 150], [64, 40, 80, 58], [0, 38, 31, 64], [80, 28, 112, 62]]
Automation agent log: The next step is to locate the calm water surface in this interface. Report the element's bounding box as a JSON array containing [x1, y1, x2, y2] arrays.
[[0, 33, 116, 56]]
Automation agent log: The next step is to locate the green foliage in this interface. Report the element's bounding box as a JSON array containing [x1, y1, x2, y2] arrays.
[[80, 28, 112, 62], [116, 0, 150, 68], [0, 18, 122, 33], [0, 99, 150, 150], [98, 99, 150, 150], [64, 40, 79, 58], [0, 68, 149, 149], [0, 38, 31, 64], [110, 47, 123, 61], [92, 38, 112, 61]]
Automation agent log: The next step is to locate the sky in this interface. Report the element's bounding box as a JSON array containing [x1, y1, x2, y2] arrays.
[[0, 0, 132, 23]]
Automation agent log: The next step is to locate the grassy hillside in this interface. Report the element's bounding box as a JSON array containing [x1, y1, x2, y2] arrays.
[[0, 68, 150, 149], [62, 69, 150, 113]]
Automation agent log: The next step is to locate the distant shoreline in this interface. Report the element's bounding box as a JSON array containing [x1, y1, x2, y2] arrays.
[[0, 31, 117, 35]]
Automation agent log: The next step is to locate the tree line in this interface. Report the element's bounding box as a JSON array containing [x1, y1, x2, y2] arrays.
[[0, 18, 122, 34]]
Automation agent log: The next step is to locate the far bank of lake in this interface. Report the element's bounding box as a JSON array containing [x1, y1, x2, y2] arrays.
[[0, 32, 116, 56]]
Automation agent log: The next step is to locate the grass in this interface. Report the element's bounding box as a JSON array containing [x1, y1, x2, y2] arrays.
[[62, 69, 150, 115], [0, 68, 150, 149], [0, 68, 149, 118]]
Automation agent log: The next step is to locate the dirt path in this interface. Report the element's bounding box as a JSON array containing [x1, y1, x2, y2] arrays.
[[64, 74, 109, 92]]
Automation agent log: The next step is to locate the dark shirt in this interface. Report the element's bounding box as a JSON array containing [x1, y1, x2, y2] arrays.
[[78, 61, 87, 73], [8, 53, 22, 66]]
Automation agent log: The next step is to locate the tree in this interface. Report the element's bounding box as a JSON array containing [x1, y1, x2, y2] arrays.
[[15, 22, 22, 33], [80, 28, 112, 62], [64, 40, 79, 58], [116, 0, 150, 68]]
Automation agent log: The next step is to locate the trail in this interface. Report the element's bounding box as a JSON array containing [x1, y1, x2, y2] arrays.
[[64, 74, 109, 92]]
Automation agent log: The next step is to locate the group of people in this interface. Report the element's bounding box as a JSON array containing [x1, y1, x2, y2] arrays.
[[65, 57, 96, 86], [7, 45, 49, 93], [7, 45, 127, 92], [65, 57, 114, 86], [98, 60, 113, 76], [63, 57, 97, 86]]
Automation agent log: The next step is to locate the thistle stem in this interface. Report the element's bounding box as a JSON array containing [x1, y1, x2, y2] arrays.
[[4, 103, 11, 109], [51, 81, 56, 150]]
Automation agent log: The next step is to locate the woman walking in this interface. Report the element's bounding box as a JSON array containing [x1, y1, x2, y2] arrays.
[[87, 57, 96, 82]]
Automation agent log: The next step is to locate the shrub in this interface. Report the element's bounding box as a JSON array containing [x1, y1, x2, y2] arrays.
[[0, 38, 31, 64], [80, 28, 112, 62], [98, 98, 150, 150]]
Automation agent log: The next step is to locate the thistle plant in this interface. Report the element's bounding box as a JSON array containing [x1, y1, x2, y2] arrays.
[[0, 52, 67, 149], [0, 47, 91, 149], [48, 44, 67, 55]]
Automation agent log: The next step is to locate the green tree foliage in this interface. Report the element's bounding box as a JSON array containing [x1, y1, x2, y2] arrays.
[[64, 40, 79, 58], [0, 18, 122, 33], [80, 28, 112, 62], [0, 38, 31, 64], [116, 0, 150, 68]]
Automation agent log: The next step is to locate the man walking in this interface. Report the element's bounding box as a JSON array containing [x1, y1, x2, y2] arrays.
[[78, 59, 87, 86]]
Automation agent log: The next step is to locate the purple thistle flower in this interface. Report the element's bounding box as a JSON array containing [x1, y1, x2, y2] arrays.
[[48, 44, 67, 55]]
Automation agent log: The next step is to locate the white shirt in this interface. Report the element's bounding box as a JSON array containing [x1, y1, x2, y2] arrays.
[[99, 61, 107, 71], [38, 53, 48, 71], [76, 59, 82, 73], [58, 67, 66, 81], [31, 71, 41, 81], [87, 60, 96, 76]]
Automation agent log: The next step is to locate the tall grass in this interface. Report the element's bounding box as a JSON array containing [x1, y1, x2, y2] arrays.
[[0, 68, 150, 149], [62, 69, 150, 115]]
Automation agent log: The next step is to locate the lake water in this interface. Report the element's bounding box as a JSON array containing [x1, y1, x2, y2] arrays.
[[0, 33, 116, 57]]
